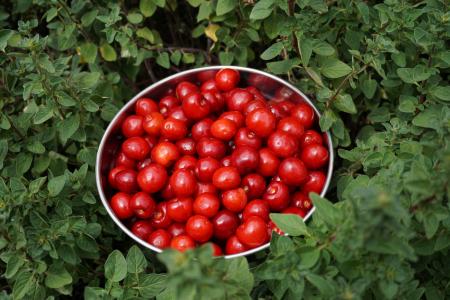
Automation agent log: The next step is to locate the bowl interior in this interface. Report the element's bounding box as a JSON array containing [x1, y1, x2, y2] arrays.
[[96, 66, 334, 258]]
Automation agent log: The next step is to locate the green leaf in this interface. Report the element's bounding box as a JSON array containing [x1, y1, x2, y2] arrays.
[[26, 141, 45, 154], [5, 256, 25, 279], [138, 274, 167, 298], [260, 42, 283, 60], [310, 193, 340, 225], [0, 139, 8, 169], [127, 246, 147, 274], [197, 2, 212, 21], [361, 78, 377, 99], [100, 43, 117, 62], [319, 109, 337, 131], [298, 36, 313, 66], [430, 86, 450, 101], [80, 43, 97, 64], [398, 95, 417, 113], [13, 271, 34, 300], [76, 72, 101, 89], [58, 114, 80, 143], [219, 52, 233, 65], [334, 94, 357, 114], [81, 10, 98, 27], [412, 106, 440, 130], [397, 65, 433, 84], [33, 106, 54, 124], [267, 58, 300, 74], [321, 59, 352, 78], [136, 27, 155, 44], [140, 0, 157, 17], [154, 0, 165, 7], [216, 0, 236, 16], [0, 29, 13, 52], [250, 0, 273, 20], [299, 247, 321, 269], [305, 274, 334, 297], [270, 213, 309, 236], [45, 264, 72, 289], [313, 40, 335, 56], [105, 250, 127, 282], [127, 12, 143, 24], [156, 52, 170, 69], [48, 175, 66, 197]]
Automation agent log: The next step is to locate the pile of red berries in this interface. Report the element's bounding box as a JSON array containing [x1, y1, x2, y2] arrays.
[[107, 68, 329, 256]]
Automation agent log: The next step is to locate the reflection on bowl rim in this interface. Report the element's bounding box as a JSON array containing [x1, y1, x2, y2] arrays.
[[96, 66, 335, 259]]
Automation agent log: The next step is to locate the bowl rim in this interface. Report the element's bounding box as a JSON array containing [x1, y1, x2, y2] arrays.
[[96, 65, 334, 259]]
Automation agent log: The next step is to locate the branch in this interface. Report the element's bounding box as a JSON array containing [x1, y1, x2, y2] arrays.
[[327, 64, 368, 108], [287, 0, 301, 57], [144, 59, 157, 83]]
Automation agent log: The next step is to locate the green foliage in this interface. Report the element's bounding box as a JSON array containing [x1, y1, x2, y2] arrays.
[[0, 0, 449, 299]]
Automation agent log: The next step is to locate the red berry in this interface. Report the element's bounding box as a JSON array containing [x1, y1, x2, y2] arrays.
[[236, 216, 268, 248], [176, 138, 196, 155], [160, 182, 175, 200], [278, 158, 308, 186], [300, 130, 323, 148], [159, 95, 180, 117], [242, 199, 270, 222], [246, 86, 265, 101], [291, 192, 312, 210], [220, 111, 245, 128], [131, 220, 153, 240], [215, 68, 240, 92], [182, 93, 211, 120], [234, 128, 262, 149], [257, 148, 280, 177], [136, 98, 158, 116], [203, 91, 225, 112], [221, 155, 233, 167], [263, 181, 290, 211], [268, 220, 284, 235], [244, 99, 267, 115], [115, 169, 138, 193], [197, 70, 217, 82], [302, 171, 326, 195], [137, 158, 153, 171], [212, 210, 240, 240], [108, 165, 127, 189], [277, 117, 304, 139], [231, 146, 260, 174], [246, 108, 276, 138], [167, 197, 194, 222], [196, 137, 227, 159], [115, 152, 135, 169], [195, 157, 221, 182], [130, 192, 156, 219], [211, 118, 237, 141], [301, 144, 329, 169], [196, 182, 217, 195], [137, 164, 168, 193], [168, 106, 190, 124], [151, 141, 180, 167], [227, 88, 253, 112], [169, 169, 197, 197], [171, 234, 195, 252], [193, 193, 220, 218], [191, 118, 213, 141], [269, 103, 287, 119], [176, 81, 198, 101], [291, 103, 315, 129], [122, 115, 144, 138], [151, 202, 172, 229], [110, 192, 133, 219], [210, 243, 223, 256], [167, 223, 186, 237], [212, 166, 241, 190], [186, 215, 214, 242], [161, 118, 187, 141], [173, 155, 197, 172], [278, 100, 296, 115], [242, 173, 266, 199], [148, 229, 171, 249], [222, 188, 248, 213], [267, 130, 298, 158], [225, 235, 248, 254], [201, 79, 219, 93], [122, 137, 150, 160], [282, 207, 306, 218]]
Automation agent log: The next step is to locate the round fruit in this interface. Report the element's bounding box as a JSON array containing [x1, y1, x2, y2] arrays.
[[173, 155, 197, 171], [263, 181, 290, 211], [136, 98, 158, 116], [197, 182, 217, 195], [227, 88, 253, 112], [151, 202, 172, 229], [196, 137, 226, 159], [193, 193, 220, 218], [245, 108, 276, 138], [200, 79, 218, 93], [302, 171, 326, 195], [257, 148, 280, 177], [151, 141, 180, 167], [212, 166, 241, 190], [191, 118, 213, 141], [212, 210, 240, 240], [291, 192, 312, 211], [182, 93, 211, 120], [122, 115, 144, 138], [167, 223, 186, 237], [176, 81, 198, 100], [277, 117, 304, 139], [176, 138, 196, 155], [170, 234, 195, 252], [161, 118, 187, 141], [186, 215, 213, 242], [211, 118, 237, 141], [231, 146, 260, 174], [236, 216, 268, 248], [278, 158, 308, 186], [148, 229, 171, 249], [131, 220, 153, 240], [210, 243, 223, 256], [221, 155, 233, 167], [242, 199, 270, 222], [195, 157, 221, 183], [115, 169, 138, 193], [282, 207, 306, 218], [108, 165, 127, 189], [122, 137, 150, 160], [167, 197, 193, 222], [220, 111, 244, 128], [267, 130, 298, 158], [168, 106, 190, 124], [115, 152, 135, 169], [222, 188, 248, 212], [169, 169, 197, 197], [300, 130, 323, 148], [242, 173, 266, 199], [234, 128, 262, 149], [130, 192, 156, 218], [137, 164, 168, 193], [225, 235, 248, 254], [301, 144, 329, 169], [215, 68, 240, 91], [244, 99, 267, 115], [110, 192, 133, 219], [291, 103, 315, 129], [137, 158, 152, 171]]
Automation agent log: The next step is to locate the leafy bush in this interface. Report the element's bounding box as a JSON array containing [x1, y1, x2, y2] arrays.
[[0, 0, 449, 299]]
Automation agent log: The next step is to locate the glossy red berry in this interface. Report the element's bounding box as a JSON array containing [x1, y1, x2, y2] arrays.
[[142, 112, 164, 136], [193, 193, 220, 218], [182, 93, 211, 120], [220, 111, 245, 128], [278, 158, 308, 186], [225, 235, 248, 254], [302, 171, 326, 195], [242, 199, 270, 222], [282, 207, 306, 218], [151, 141, 180, 167], [115, 169, 138, 193], [231, 146, 260, 174], [234, 128, 262, 149], [170, 234, 195, 252], [200, 78, 219, 93], [137, 164, 168, 193], [196, 182, 217, 195], [173, 155, 197, 171], [167, 197, 194, 222], [108, 165, 128, 189], [242, 173, 266, 199], [196, 137, 227, 159], [148, 229, 171, 249], [195, 157, 221, 182], [167, 223, 186, 237], [277, 117, 305, 139], [246, 108, 276, 138], [236, 216, 268, 248], [151, 202, 172, 229], [110, 192, 133, 219], [161, 118, 187, 141], [191, 118, 213, 141], [186, 215, 213, 242], [115, 152, 135, 169], [136, 98, 158, 116], [212, 166, 241, 190], [176, 138, 196, 155], [122, 137, 150, 160], [122, 115, 144, 138], [257, 148, 280, 177], [210, 118, 237, 141], [301, 144, 329, 169], [215, 68, 240, 92], [291, 103, 315, 129], [176, 81, 198, 101], [222, 188, 247, 212], [221, 155, 233, 167], [292, 192, 313, 211], [212, 210, 240, 240], [300, 130, 323, 148], [267, 130, 298, 158], [169, 169, 197, 197], [203, 91, 225, 112], [263, 181, 290, 211], [131, 220, 153, 240], [130, 192, 156, 219], [210, 243, 223, 256], [168, 106, 190, 124], [159, 95, 180, 116], [227, 88, 253, 112]]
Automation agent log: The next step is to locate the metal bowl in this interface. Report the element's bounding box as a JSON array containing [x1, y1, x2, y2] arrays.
[[96, 66, 334, 258]]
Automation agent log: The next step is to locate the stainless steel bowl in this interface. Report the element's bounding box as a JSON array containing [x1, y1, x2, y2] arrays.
[[96, 66, 334, 258]]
